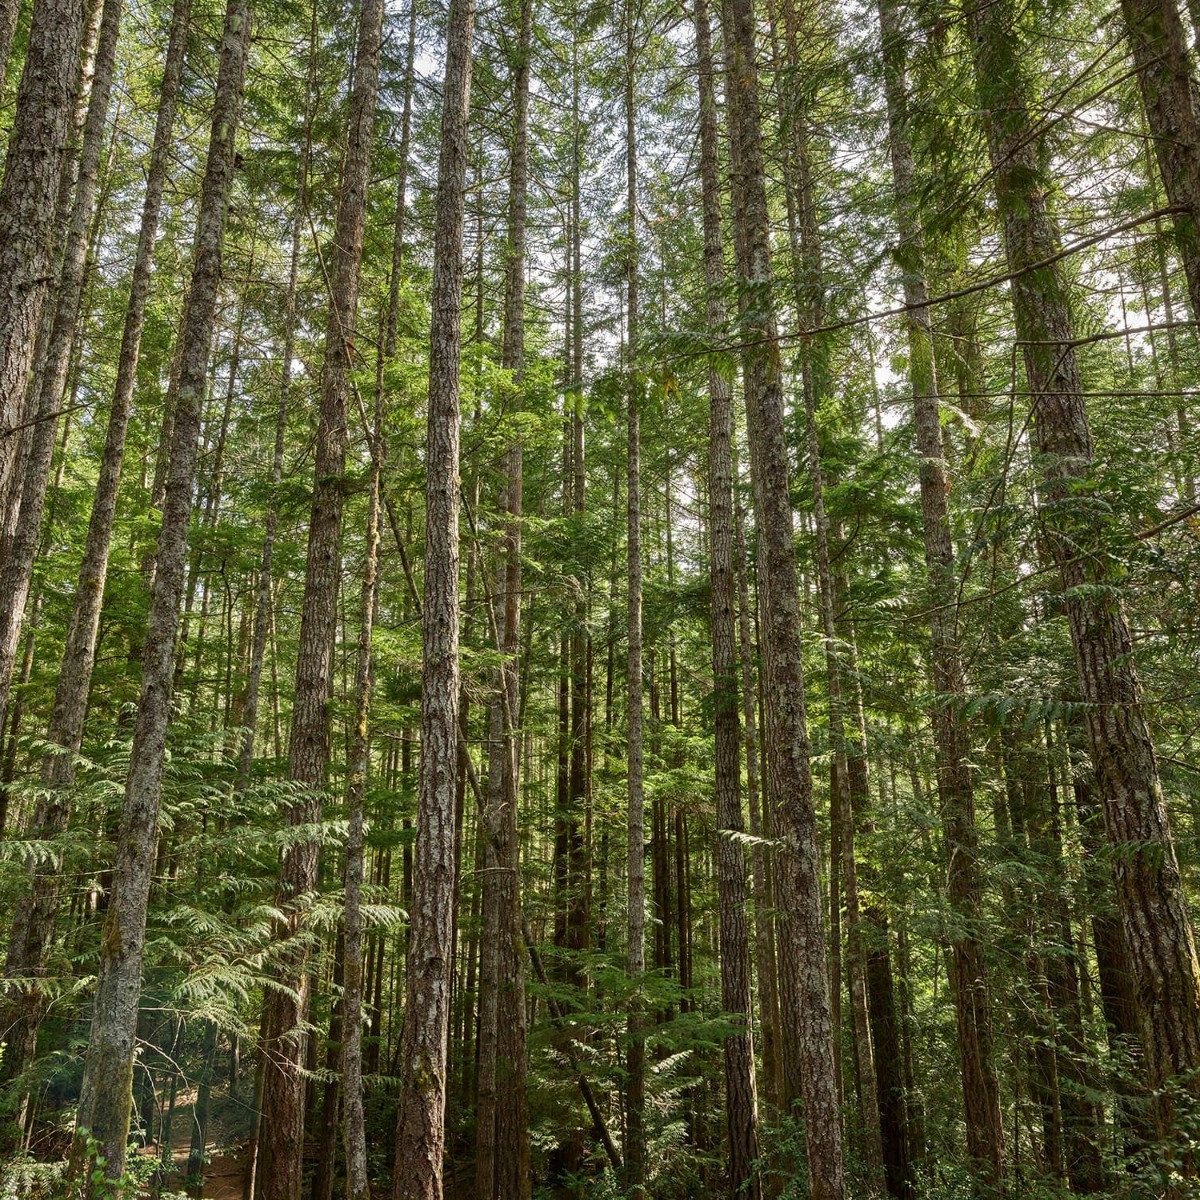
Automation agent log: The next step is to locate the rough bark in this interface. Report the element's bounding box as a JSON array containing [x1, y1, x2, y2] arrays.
[[877, 0, 1006, 1179], [0, 0, 19, 87], [341, 405, 383, 1200], [475, 0, 533, 1190], [0, 0, 88, 507], [0, 0, 119, 733], [390, 0, 473, 1190], [1120, 0, 1200, 326], [865, 911, 913, 1200], [66, 0, 250, 1184], [735, 494, 782, 1115], [0, 0, 143, 1106], [693, 0, 761, 1192], [623, 0, 647, 1190], [256, 0, 384, 1192], [565, 23, 591, 981], [968, 0, 1200, 1146], [718, 0, 845, 1192], [773, 15, 884, 1166]]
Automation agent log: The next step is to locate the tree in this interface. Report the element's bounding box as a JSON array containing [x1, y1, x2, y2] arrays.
[[0, 0, 89, 522], [719, 0, 846, 1192], [876, 0, 1006, 1180], [66, 0, 251, 1183], [390, 0, 474, 1191], [967, 0, 1200, 1149]]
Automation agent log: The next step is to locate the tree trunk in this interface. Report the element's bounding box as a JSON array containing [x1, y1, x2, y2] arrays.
[[718, 0, 846, 1193], [476, 0, 533, 1189], [623, 0, 647, 1190], [257, 0, 384, 1191], [876, 0, 1006, 1179], [391, 0, 474, 1190], [0, 0, 160, 1105], [0, 0, 19, 87], [968, 0, 1200, 1149], [773, 20, 884, 1165], [341, 385, 384, 1200], [694, 0, 761, 1193], [66, 0, 250, 1185], [565, 16, 591, 986], [1121, 0, 1200, 326], [865, 910, 913, 1200], [0, 0, 88, 506], [735, 493, 782, 1114], [0, 0, 120, 734]]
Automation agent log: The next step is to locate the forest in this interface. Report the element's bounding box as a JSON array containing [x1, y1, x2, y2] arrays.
[[0, 0, 1197, 1191]]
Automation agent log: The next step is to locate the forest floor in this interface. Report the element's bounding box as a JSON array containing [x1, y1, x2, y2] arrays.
[[135, 1091, 249, 1199]]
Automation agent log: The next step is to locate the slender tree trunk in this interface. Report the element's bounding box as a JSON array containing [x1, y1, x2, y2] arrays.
[[694, 0, 761, 1192], [718, 0, 845, 1193], [341, 396, 383, 1200], [0, 1, 100, 578], [865, 909, 913, 1200], [66, 0, 250, 1185], [0, 0, 19, 88], [776, 59, 884, 1174], [735, 494, 782, 1115], [1070, 744, 1154, 1149], [838, 588, 913, 1200], [0, 0, 165, 1106], [876, 0, 1006, 1180], [968, 0, 1200, 1149], [186, 1022, 219, 1194], [391, 0, 474, 1190], [0, 0, 120, 734], [1121, 0, 1200, 327], [237, 0, 317, 796], [0, 0, 88, 505], [257, 0, 384, 1191], [623, 0, 647, 1190], [476, 0, 533, 1190], [564, 15, 591, 999]]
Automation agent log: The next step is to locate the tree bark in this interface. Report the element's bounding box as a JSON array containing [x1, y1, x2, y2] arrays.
[[718, 0, 845, 1193], [66, 0, 250, 1185], [772, 8, 884, 1166], [341, 398, 383, 1200], [968, 0, 1200, 1148], [391, 0, 474, 1191], [0, 0, 88, 507], [476, 0, 532, 1190], [0, 0, 120, 733], [1121, 0, 1200, 327], [735, 493, 782, 1116], [257, 0, 384, 1192], [876, 0, 1006, 1180], [0, 0, 148, 1108], [623, 0, 647, 1191], [693, 0, 761, 1193], [0, 0, 19, 88]]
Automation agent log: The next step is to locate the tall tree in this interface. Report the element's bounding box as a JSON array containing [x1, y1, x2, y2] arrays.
[[0, 0, 121, 737], [718, 0, 846, 1193], [255, 0, 385, 1191], [0, 0, 89, 506], [475, 0, 533, 1190], [0, 0, 157, 1116], [967, 0, 1200, 1146], [693, 0, 762, 1194], [623, 0, 647, 1191], [65, 0, 251, 1183], [875, 0, 1006, 1180], [390, 0, 474, 1190], [340, 394, 383, 1200]]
